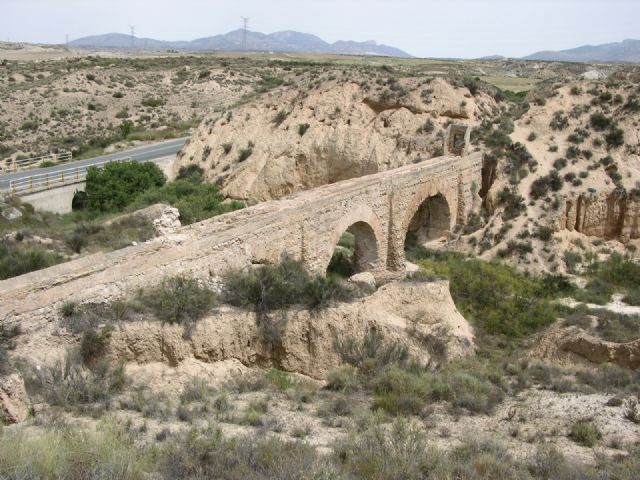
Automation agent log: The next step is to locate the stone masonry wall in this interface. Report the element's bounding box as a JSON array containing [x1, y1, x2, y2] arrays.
[[0, 152, 482, 326]]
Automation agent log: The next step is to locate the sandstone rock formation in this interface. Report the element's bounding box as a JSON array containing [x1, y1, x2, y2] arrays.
[[554, 190, 640, 243], [348, 272, 376, 290], [107, 280, 475, 379], [0, 373, 29, 424], [176, 78, 495, 202], [530, 323, 640, 370], [151, 205, 181, 236], [106, 203, 182, 237]]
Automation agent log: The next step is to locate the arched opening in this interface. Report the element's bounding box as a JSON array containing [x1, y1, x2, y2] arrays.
[[404, 194, 451, 250], [71, 190, 88, 211], [327, 221, 379, 278]]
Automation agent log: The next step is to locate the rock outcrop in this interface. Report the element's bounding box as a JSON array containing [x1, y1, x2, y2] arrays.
[[555, 191, 640, 243], [107, 280, 475, 379], [0, 373, 29, 424], [530, 323, 640, 370]]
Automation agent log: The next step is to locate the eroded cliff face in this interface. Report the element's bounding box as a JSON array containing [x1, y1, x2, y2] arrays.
[[107, 280, 475, 380], [555, 191, 640, 243], [176, 78, 496, 202]]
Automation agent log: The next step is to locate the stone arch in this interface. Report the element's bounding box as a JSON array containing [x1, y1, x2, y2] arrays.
[[387, 184, 456, 271], [318, 205, 385, 276]]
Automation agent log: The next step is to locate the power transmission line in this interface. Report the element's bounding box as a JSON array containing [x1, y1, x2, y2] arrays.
[[241, 17, 249, 51]]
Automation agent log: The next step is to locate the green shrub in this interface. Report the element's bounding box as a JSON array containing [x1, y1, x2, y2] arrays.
[[550, 111, 569, 130], [335, 330, 409, 374], [590, 112, 611, 131], [24, 350, 126, 408], [222, 254, 356, 313], [59, 301, 78, 318], [130, 176, 242, 225], [0, 420, 151, 479], [326, 365, 359, 392], [141, 97, 165, 108], [176, 164, 204, 183], [272, 110, 288, 126], [222, 142, 233, 154], [80, 325, 113, 365], [138, 275, 216, 325], [85, 161, 166, 213], [237, 145, 253, 162], [119, 120, 133, 138], [408, 249, 561, 337], [298, 123, 310, 136], [180, 377, 216, 404], [569, 419, 602, 447], [327, 247, 353, 278], [605, 127, 624, 148], [266, 368, 295, 391], [0, 242, 62, 280], [371, 366, 430, 415]]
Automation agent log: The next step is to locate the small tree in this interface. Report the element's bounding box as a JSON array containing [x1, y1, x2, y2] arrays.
[[85, 161, 166, 213]]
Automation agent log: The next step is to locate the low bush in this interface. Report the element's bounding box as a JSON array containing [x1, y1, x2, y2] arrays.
[[23, 350, 126, 409], [589, 112, 612, 131], [605, 127, 624, 148], [141, 97, 165, 108], [298, 123, 310, 136], [0, 242, 62, 280], [407, 249, 562, 337], [272, 110, 288, 126], [550, 111, 569, 131], [222, 254, 356, 313], [237, 145, 253, 162], [138, 275, 216, 325], [569, 419, 602, 447], [180, 377, 217, 404], [130, 175, 243, 225], [80, 325, 113, 365], [335, 330, 409, 377]]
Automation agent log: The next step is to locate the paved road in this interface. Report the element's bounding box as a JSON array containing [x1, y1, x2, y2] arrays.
[[0, 137, 189, 191]]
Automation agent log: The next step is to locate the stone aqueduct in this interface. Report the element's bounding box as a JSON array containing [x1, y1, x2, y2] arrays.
[[0, 135, 483, 322]]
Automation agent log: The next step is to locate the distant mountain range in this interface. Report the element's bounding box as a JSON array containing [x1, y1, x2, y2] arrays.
[[523, 39, 640, 63], [69, 30, 411, 57]]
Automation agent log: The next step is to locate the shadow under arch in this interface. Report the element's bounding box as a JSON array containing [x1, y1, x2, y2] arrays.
[[404, 193, 452, 248], [326, 220, 381, 277]]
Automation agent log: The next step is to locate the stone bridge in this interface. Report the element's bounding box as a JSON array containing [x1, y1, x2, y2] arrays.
[[0, 142, 482, 322]]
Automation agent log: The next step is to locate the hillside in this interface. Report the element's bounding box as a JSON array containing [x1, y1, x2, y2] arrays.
[[69, 29, 412, 57], [176, 76, 496, 201], [525, 39, 640, 63], [176, 64, 640, 276]]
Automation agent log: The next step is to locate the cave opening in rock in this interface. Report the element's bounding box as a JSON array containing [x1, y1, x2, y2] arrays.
[[404, 194, 451, 251], [327, 221, 379, 278]]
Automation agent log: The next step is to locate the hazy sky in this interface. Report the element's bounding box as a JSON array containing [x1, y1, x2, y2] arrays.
[[2, 0, 638, 58]]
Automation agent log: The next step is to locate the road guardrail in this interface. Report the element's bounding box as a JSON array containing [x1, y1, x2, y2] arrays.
[[1, 157, 131, 195], [1, 151, 73, 173]]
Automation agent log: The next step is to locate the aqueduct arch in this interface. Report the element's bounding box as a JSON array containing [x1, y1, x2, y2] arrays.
[[405, 193, 452, 246], [316, 205, 385, 276]]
